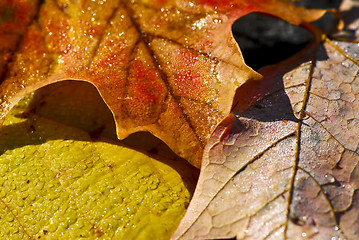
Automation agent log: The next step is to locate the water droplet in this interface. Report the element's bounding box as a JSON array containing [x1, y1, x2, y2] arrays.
[[325, 174, 335, 183], [16, 199, 24, 207], [47, 218, 58, 232], [6, 214, 14, 222]]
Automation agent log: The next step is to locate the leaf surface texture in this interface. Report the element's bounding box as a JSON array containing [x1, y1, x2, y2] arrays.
[[0, 0, 325, 167], [173, 2, 359, 238]]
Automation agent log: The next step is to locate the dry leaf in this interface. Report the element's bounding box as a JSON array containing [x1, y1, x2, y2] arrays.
[[0, 0, 326, 167], [173, 1, 359, 238]]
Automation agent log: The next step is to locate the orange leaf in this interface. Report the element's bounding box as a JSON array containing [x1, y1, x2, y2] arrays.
[[0, 0, 325, 167]]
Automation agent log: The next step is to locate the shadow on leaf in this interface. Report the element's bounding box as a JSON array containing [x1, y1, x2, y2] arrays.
[[0, 81, 199, 193]]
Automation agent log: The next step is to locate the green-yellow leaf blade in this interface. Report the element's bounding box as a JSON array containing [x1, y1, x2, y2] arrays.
[[0, 84, 197, 239]]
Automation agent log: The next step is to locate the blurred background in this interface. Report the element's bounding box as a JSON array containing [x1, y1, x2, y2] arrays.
[[232, 0, 342, 69]]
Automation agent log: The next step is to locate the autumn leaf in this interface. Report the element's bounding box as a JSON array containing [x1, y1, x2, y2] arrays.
[[0, 0, 327, 167], [0, 81, 199, 239], [0, 0, 41, 78], [173, 1, 359, 239], [1, 0, 351, 239]]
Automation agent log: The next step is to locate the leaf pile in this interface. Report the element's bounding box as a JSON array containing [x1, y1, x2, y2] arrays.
[[1, 0, 358, 239]]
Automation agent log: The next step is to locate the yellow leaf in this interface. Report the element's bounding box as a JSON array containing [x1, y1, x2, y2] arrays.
[[0, 81, 198, 239]]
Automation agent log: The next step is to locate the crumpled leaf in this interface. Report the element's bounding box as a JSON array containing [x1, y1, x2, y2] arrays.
[[0, 81, 199, 239], [173, 1, 359, 238], [0, 0, 326, 167]]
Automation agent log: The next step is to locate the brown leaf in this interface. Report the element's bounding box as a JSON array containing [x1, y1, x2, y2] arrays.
[[0, 0, 325, 167], [173, 3, 359, 238]]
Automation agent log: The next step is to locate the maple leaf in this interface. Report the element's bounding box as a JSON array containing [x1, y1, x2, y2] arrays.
[[0, 0, 326, 168], [173, 1, 359, 239]]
